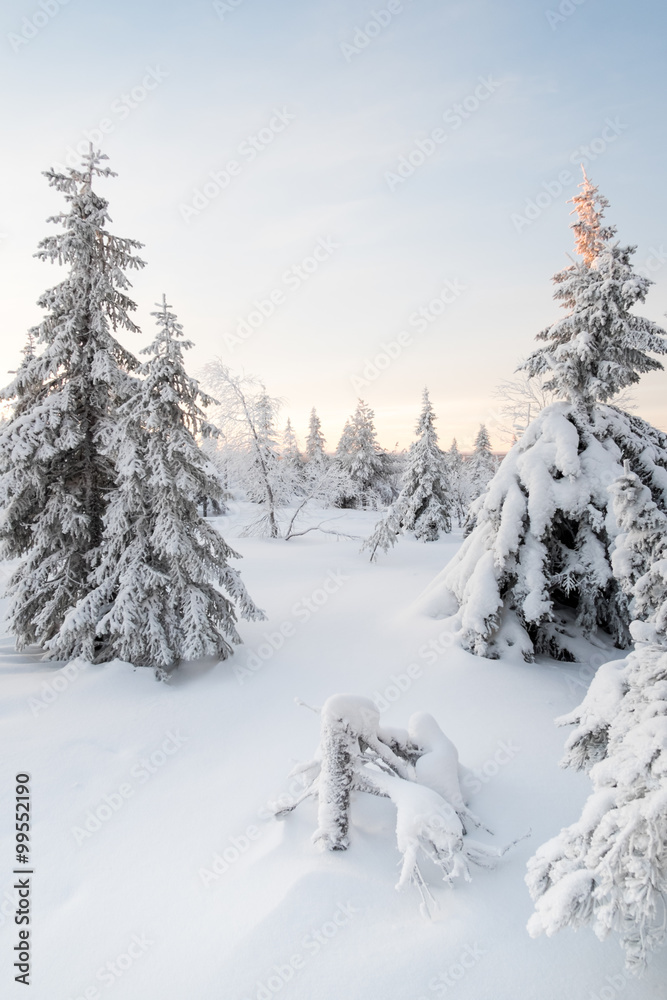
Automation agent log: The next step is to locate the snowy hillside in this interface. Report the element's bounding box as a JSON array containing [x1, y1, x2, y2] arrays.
[[2, 505, 665, 999]]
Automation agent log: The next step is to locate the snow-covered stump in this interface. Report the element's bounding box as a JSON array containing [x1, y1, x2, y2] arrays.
[[274, 695, 521, 911], [312, 695, 412, 851], [314, 710, 356, 851]]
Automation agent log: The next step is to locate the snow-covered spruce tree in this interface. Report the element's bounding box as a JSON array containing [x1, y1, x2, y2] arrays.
[[248, 391, 282, 493], [521, 171, 666, 411], [568, 166, 616, 266], [48, 297, 265, 670], [419, 172, 667, 661], [363, 389, 453, 560], [282, 418, 303, 472], [333, 417, 359, 507], [445, 438, 469, 527], [334, 399, 393, 509], [305, 407, 327, 464], [461, 424, 498, 537], [0, 149, 144, 650], [0, 334, 45, 559], [526, 470, 667, 972], [198, 435, 227, 517], [465, 425, 497, 503]]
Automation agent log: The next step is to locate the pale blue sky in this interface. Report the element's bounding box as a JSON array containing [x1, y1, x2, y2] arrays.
[[1, 0, 666, 449]]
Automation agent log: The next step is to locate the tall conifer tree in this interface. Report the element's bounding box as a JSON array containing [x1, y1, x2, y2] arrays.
[[0, 149, 144, 649], [50, 296, 265, 670], [421, 173, 667, 661]]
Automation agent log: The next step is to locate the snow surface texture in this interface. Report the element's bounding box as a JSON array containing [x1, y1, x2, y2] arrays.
[[418, 402, 667, 661], [2, 507, 666, 998]]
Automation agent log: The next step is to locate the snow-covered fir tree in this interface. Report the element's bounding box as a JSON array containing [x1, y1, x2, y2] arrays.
[[521, 172, 667, 413], [0, 149, 144, 650], [609, 468, 667, 634], [527, 469, 667, 972], [465, 425, 497, 502], [198, 435, 227, 517], [460, 425, 498, 536], [363, 389, 453, 560], [445, 438, 469, 526], [568, 166, 616, 266], [0, 334, 44, 559], [420, 172, 667, 661], [252, 391, 281, 475], [334, 418, 360, 507], [334, 399, 393, 508], [305, 407, 327, 463], [48, 296, 265, 671], [282, 418, 303, 471], [334, 418, 355, 461]]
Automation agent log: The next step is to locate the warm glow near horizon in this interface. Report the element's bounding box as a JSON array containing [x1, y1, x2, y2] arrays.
[[1, 0, 666, 452]]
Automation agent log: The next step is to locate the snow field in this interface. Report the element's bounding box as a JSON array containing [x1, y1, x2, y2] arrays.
[[1, 508, 666, 999]]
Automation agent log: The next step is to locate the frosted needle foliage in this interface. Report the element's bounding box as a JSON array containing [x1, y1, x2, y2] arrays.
[[48, 296, 265, 671]]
